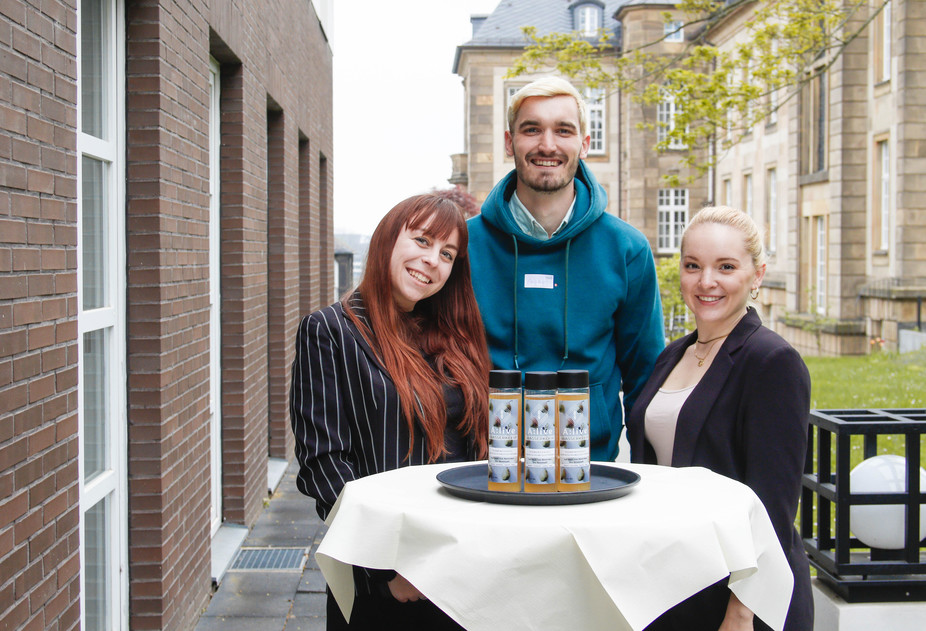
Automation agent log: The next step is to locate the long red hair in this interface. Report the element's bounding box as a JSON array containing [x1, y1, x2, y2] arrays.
[[344, 194, 490, 461]]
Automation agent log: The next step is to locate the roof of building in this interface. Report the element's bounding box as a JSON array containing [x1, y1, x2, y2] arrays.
[[454, 0, 627, 71]]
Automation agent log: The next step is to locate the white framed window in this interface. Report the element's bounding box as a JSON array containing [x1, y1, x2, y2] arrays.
[[743, 172, 753, 218], [657, 189, 689, 253], [874, 0, 892, 83], [584, 87, 605, 155], [873, 139, 890, 251], [722, 178, 732, 207], [766, 168, 777, 255], [768, 87, 779, 126], [575, 4, 601, 36], [801, 69, 827, 174], [208, 57, 223, 536], [78, 0, 127, 629], [743, 63, 754, 134], [664, 20, 683, 43], [815, 216, 827, 315], [767, 41, 779, 126], [657, 91, 685, 149]]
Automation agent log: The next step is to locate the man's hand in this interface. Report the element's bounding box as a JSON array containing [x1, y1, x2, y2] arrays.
[[387, 573, 427, 602], [718, 593, 754, 631]]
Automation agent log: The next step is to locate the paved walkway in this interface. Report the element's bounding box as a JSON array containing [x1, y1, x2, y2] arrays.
[[195, 461, 328, 631]]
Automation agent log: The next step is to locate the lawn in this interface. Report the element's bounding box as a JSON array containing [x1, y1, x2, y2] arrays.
[[805, 348, 926, 410], [803, 348, 926, 464]]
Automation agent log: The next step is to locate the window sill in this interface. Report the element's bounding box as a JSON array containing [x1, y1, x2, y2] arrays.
[[799, 170, 829, 186]]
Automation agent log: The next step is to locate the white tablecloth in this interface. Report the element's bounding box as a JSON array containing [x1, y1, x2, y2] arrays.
[[315, 462, 793, 631]]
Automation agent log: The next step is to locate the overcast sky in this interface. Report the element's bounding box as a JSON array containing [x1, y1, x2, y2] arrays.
[[332, 0, 502, 236]]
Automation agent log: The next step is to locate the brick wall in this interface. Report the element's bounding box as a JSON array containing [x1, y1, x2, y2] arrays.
[[1, 0, 333, 629], [0, 0, 81, 629], [124, 0, 333, 628]]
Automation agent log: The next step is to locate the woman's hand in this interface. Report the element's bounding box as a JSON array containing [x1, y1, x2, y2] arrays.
[[387, 573, 428, 602], [718, 593, 754, 631]]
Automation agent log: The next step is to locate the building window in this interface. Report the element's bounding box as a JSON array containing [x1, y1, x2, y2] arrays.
[[208, 57, 223, 536], [574, 4, 602, 36], [657, 189, 689, 253], [800, 69, 827, 174], [815, 216, 827, 315], [767, 87, 779, 127], [872, 139, 890, 252], [743, 63, 754, 135], [585, 87, 605, 155], [743, 172, 753, 218], [657, 91, 685, 149], [78, 0, 127, 628], [722, 178, 732, 207], [766, 41, 779, 127], [766, 168, 778, 255], [664, 20, 683, 42], [873, 0, 892, 83]]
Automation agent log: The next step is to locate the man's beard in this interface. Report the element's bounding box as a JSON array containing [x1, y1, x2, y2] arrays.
[[514, 151, 579, 194]]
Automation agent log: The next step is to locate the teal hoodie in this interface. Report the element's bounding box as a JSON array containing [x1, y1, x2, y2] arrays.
[[467, 161, 665, 461]]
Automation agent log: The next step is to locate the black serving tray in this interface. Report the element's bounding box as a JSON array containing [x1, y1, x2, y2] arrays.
[[436, 463, 640, 505]]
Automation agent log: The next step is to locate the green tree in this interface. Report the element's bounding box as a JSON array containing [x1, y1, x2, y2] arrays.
[[656, 254, 693, 341], [509, 0, 890, 184]]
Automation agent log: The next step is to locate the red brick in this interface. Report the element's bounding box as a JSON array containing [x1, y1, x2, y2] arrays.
[[13, 351, 41, 380], [0, 328, 28, 355], [0, 383, 28, 414], [27, 373, 55, 402], [0, 590, 30, 630]]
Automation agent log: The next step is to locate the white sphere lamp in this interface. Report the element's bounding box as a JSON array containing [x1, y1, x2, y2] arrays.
[[849, 455, 926, 550]]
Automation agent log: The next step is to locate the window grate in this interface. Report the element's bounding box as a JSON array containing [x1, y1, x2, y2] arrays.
[[231, 547, 307, 571]]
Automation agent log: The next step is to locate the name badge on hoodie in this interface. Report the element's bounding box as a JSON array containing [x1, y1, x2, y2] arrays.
[[524, 274, 555, 289]]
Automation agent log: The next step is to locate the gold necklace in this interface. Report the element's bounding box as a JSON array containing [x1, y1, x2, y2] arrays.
[[692, 339, 717, 367]]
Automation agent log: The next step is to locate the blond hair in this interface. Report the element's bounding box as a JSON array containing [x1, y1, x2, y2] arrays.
[[682, 205, 767, 269], [507, 77, 588, 138]]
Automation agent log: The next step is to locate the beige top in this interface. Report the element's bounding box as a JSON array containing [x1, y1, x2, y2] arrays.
[[645, 385, 695, 466]]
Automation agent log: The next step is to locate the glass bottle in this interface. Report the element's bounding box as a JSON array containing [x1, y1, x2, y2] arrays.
[[487, 370, 522, 492], [523, 371, 557, 493], [556, 370, 591, 492]]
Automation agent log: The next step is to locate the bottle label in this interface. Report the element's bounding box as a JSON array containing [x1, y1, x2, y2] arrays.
[[524, 394, 556, 485], [488, 393, 520, 483], [558, 394, 590, 485]]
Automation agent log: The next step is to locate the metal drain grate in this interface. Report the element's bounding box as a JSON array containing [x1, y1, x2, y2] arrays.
[[230, 547, 307, 571]]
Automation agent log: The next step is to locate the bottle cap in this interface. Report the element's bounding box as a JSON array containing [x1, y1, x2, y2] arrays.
[[524, 371, 557, 390], [489, 369, 522, 388], [557, 369, 589, 388]]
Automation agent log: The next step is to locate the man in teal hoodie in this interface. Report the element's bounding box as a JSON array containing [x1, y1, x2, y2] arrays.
[[467, 77, 665, 461]]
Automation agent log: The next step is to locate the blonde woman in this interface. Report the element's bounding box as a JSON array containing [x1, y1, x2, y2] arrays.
[[626, 206, 812, 631]]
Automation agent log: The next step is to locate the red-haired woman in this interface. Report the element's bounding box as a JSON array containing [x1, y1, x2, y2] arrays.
[[290, 194, 491, 630]]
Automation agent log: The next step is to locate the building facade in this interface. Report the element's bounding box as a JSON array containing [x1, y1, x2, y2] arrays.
[[0, 1, 334, 629], [709, 0, 926, 355], [454, 0, 924, 355]]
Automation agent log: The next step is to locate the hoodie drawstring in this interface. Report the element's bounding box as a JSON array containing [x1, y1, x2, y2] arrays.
[[561, 238, 571, 366], [512, 235, 519, 370]]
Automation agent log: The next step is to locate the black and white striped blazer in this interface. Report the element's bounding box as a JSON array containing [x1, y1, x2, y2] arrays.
[[289, 293, 476, 521]]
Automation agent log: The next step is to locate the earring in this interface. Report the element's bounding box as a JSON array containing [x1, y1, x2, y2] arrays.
[[750, 287, 759, 300]]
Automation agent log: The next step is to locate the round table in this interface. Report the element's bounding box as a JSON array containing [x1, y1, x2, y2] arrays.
[[315, 461, 793, 631]]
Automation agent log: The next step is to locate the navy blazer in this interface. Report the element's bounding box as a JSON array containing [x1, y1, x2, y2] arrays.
[[626, 308, 813, 631]]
